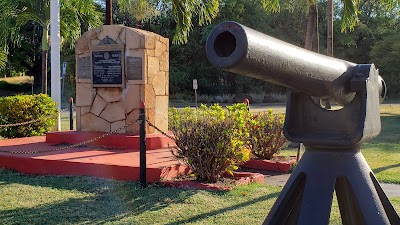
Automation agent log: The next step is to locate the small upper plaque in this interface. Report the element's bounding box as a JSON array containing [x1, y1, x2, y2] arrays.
[[92, 50, 123, 86], [77, 57, 91, 79], [126, 57, 143, 80]]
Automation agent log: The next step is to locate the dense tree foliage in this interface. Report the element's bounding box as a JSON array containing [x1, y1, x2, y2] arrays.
[[1, 0, 400, 99], [0, 0, 101, 93], [145, 0, 400, 98]]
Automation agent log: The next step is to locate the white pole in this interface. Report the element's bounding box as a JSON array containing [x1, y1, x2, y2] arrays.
[[51, 0, 61, 131]]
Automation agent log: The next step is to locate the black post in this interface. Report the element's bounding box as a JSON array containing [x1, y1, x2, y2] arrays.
[[139, 101, 147, 188], [69, 97, 74, 130]]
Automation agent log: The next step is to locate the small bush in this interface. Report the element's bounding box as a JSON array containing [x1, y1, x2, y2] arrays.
[[0, 94, 57, 138], [247, 110, 286, 159], [169, 104, 250, 183]]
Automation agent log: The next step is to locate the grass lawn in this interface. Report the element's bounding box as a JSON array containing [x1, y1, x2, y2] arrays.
[[0, 105, 400, 224], [60, 111, 75, 131], [0, 169, 398, 225], [362, 105, 400, 184], [0, 76, 33, 84]]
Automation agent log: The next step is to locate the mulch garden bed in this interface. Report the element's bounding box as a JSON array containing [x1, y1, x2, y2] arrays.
[[160, 156, 296, 191], [160, 171, 265, 191]]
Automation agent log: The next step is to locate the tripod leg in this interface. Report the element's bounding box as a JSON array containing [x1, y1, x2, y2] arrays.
[[335, 176, 366, 225], [297, 172, 336, 225], [370, 173, 400, 224], [263, 173, 306, 225]]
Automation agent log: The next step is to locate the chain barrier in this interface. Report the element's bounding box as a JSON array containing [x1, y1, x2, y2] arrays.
[[0, 117, 138, 154], [0, 108, 69, 128], [0, 111, 174, 155], [145, 118, 176, 141]]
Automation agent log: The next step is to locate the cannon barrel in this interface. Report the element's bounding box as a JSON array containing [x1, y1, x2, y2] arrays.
[[206, 21, 358, 104]]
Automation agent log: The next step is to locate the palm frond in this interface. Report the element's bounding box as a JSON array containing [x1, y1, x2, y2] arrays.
[[118, 0, 159, 21], [16, 12, 44, 27], [341, 0, 359, 31], [0, 50, 7, 70], [0, 2, 22, 48], [260, 0, 281, 13], [379, 0, 400, 9], [172, 0, 219, 44], [60, 0, 102, 48]]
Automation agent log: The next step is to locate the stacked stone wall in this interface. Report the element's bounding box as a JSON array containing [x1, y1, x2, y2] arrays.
[[75, 25, 169, 134]]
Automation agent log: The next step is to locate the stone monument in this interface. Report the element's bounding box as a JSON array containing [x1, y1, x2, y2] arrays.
[[74, 25, 169, 134]]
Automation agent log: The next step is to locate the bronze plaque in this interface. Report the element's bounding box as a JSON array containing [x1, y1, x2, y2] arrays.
[[126, 56, 143, 80], [92, 50, 123, 85], [77, 57, 91, 79]]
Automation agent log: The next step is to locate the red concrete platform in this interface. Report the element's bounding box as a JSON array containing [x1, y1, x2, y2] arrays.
[[0, 133, 190, 182], [46, 131, 175, 150]]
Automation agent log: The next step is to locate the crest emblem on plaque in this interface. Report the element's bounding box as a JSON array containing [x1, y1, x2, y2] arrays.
[[104, 52, 109, 59], [99, 36, 117, 45]]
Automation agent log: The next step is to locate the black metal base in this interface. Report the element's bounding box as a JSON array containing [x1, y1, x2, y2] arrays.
[[263, 148, 400, 225]]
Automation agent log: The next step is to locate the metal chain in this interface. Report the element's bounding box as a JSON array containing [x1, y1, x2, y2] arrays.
[[145, 118, 176, 141], [0, 117, 138, 154], [1, 113, 175, 154], [0, 108, 69, 128]]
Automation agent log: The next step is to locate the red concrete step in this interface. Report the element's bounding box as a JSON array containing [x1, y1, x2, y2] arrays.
[[0, 136, 189, 182], [46, 131, 175, 150]]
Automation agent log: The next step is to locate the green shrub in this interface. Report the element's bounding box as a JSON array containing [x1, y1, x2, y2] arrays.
[[0, 94, 57, 138], [247, 110, 286, 159], [169, 104, 250, 183], [0, 80, 32, 92]]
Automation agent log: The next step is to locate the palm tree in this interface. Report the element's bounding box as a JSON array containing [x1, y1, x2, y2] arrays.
[[0, 1, 20, 75], [8, 0, 51, 93], [0, 0, 101, 93]]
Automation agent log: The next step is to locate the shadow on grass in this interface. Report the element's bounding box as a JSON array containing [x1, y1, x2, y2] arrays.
[[164, 191, 280, 225], [0, 168, 279, 224], [0, 196, 128, 224], [374, 163, 400, 174], [0, 169, 201, 223]]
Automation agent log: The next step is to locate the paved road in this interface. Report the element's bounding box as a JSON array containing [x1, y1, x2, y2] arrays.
[[171, 102, 400, 114], [241, 169, 400, 198]]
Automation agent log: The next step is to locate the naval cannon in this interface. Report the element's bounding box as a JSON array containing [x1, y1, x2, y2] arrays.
[[206, 21, 399, 225]]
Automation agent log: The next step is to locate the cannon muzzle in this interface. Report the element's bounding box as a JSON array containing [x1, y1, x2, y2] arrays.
[[206, 21, 358, 104]]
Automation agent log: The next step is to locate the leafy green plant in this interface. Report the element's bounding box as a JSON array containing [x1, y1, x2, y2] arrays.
[[169, 104, 250, 183], [0, 94, 57, 138], [247, 110, 286, 159]]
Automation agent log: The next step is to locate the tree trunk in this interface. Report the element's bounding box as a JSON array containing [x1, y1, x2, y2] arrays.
[[304, 3, 319, 53], [324, 0, 334, 109], [41, 49, 48, 94], [106, 0, 112, 25], [312, 4, 320, 53], [304, 4, 315, 51], [327, 0, 333, 57]]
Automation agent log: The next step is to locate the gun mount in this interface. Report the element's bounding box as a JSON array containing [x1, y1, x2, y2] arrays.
[[206, 21, 398, 225]]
